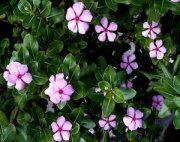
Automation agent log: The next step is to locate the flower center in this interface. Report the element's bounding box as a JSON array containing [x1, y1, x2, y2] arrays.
[[132, 117, 136, 121], [58, 127, 62, 132], [18, 74, 22, 79], [155, 47, 160, 52], [59, 89, 64, 94], [104, 27, 108, 32], [75, 16, 80, 22]]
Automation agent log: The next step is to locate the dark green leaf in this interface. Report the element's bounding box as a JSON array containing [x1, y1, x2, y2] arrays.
[[102, 97, 115, 117]]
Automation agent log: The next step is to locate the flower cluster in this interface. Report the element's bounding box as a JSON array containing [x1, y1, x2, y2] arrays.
[[3, 61, 32, 90], [152, 95, 164, 111], [45, 73, 74, 104], [99, 114, 116, 130]]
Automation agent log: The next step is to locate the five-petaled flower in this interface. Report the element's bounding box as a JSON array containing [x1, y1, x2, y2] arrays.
[[123, 107, 143, 131], [149, 40, 166, 60], [51, 116, 72, 142], [142, 21, 161, 39], [3, 61, 32, 91], [95, 17, 118, 42], [45, 73, 74, 104], [120, 54, 138, 74], [66, 2, 93, 34], [121, 80, 133, 88], [152, 95, 164, 111], [98, 114, 116, 130]]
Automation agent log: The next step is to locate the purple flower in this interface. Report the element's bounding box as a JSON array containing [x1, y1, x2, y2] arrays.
[[120, 54, 138, 74], [95, 17, 118, 42], [152, 95, 164, 111], [66, 2, 93, 34], [98, 114, 116, 130], [45, 73, 74, 104], [51, 116, 72, 142], [123, 107, 143, 131], [149, 40, 166, 60], [3, 61, 32, 91], [121, 80, 133, 88], [142, 21, 161, 39]]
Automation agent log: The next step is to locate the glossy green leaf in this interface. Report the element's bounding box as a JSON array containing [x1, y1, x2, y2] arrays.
[[102, 97, 115, 117]]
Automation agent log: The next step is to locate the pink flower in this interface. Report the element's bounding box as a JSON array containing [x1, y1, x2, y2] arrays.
[[66, 2, 93, 34], [51, 116, 72, 142], [120, 54, 138, 74], [170, 0, 179, 2], [149, 40, 166, 60], [95, 17, 118, 42], [123, 107, 143, 131], [142, 21, 161, 39], [121, 80, 133, 88], [152, 95, 164, 111], [3, 61, 32, 91], [45, 73, 74, 104], [98, 114, 116, 130]]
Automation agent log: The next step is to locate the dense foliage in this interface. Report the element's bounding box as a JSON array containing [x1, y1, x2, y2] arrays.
[[0, 0, 179, 141]]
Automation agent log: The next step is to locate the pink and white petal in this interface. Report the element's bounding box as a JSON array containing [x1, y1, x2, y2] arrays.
[[56, 79, 67, 90], [151, 21, 158, 28], [61, 94, 70, 102], [51, 122, 59, 133], [101, 17, 108, 28], [126, 66, 133, 74], [152, 96, 158, 102], [149, 50, 157, 58], [157, 95, 164, 102], [155, 40, 163, 48], [143, 22, 150, 29], [130, 62, 138, 70], [57, 116, 66, 128], [153, 27, 161, 34], [149, 42, 156, 50], [128, 121, 136, 131], [49, 75, 55, 82], [62, 121, 72, 131], [128, 54, 136, 62], [107, 32, 116, 42], [109, 115, 116, 121], [104, 123, 110, 130], [95, 25, 104, 33], [98, 32, 106, 42], [120, 62, 127, 69], [6, 61, 20, 70], [9, 65, 19, 75], [72, 2, 84, 16], [78, 21, 89, 34], [150, 31, 157, 39], [159, 47, 166, 53], [135, 119, 143, 128], [3, 71, 9, 81], [66, 7, 76, 21], [7, 81, 15, 87], [127, 107, 135, 117], [123, 116, 132, 127], [7, 74, 17, 84], [61, 131, 71, 141], [157, 52, 164, 60], [22, 73, 32, 84], [142, 30, 150, 37], [109, 121, 116, 128], [18, 64, 28, 75], [68, 20, 78, 33], [108, 22, 118, 31], [99, 120, 106, 128], [56, 73, 64, 81], [135, 110, 143, 119], [53, 132, 62, 142], [80, 10, 93, 22], [15, 79, 25, 90], [63, 84, 74, 96], [50, 95, 61, 104], [122, 55, 128, 62]]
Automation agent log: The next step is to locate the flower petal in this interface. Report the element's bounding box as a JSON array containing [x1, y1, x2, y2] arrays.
[[107, 32, 116, 42], [151, 21, 158, 28], [101, 17, 108, 28], [143, 22, 150, 29], [149, 42, 156, 50], [15, 79, 25, 90], [126, 65, 133, 74], [68, 20, 78, 33], [78, 21, 89, 34], [61, 131, 71, 141], [62, 121, 72, 131], [128, 121, 136, 131], [3, 71, 9, 81], [99, 120, 106, 128], [108, 22, 118, 31], [123, 116, 132, 127], [127, 107, 135, 117], [109, 121, 116, 128], [157, 51, 164, 60], [130, 62, 138, 70], [159, 47, 166, 53], [153, 27, 161, 34], [22, 73, 32, 84], [120, 62, 127, 69], [80, 10, 93, 22], [142, 30, 150, 37], [66, 7, 76, 21], [104, 123, 110, 130], [128, 54, 136, 62], [149, 31, 156, 39], [155, 40, 163, 48], [95, 25, 104, 33], [149, 50, 157, 58], [51, 122, 58, 133], [18, 64, 28, 75], [135, 110, 143, 119], [56, 79, 67, 90], [98, 32, 106, 42], [57, 116, 66, 128], [53, 132, 62, 142], [72, 2, 84, 16], [7, 74, 17, 84], [135, 119, 143, 128], [63, 84, 74, 96], [109, 114, 116, 121]]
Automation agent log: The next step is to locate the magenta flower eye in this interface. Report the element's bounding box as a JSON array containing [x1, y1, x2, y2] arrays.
[[142, 21, 161, 39], [51, 116, 72, 142], [3, 61, 32, 91], [45, 73, 74, 104], [152, 95, 164, 111], [66, 2, 93, 34], [98, 114, 116, 130], [95, 17, 118, 42], [123, 107, 143, 131]]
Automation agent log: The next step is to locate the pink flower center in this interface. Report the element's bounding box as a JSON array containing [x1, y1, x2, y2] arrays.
[[104, 27, 109, 32], [75, 16, 80, 22], [132, 117, 136, 121], [58, 127, 63, 132], [149, 26, 153, 31], [59, 89, 64, 94], [18, 74, 22, 79], [155, 47, 160, 52]]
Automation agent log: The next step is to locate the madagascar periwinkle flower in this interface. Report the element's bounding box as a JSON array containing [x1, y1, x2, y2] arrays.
[[120, 54, 138, 74], [51, 116, 72, 142], [121, 80, 133, 88], [45, 73, 74, 104], [152, 95, 164, 111], [98, 114, 116, 130], [123, 107, 143, 131], [142, 21, 161, 39], [149, 40, 166, 60], [3, 61, 32, 91], [66, 2, 93, 34], [95, 17, 118, 42]]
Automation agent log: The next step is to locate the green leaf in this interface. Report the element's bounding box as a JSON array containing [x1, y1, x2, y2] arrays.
[[158, 104, 171, 118], [17, 112, 31, 126], [39, 0, 52, 17], [72, 123, 80, 135], [0, 38, 10, 55], [112, 88, 124, 103], [73, 81, 86, 100], [0, 111, 8, 124], [173, 55, 180, 75], [48, 7, 65, 24], [105, 0, 118, 11], [46, 40, 63, 56], [81, 119, 96, 129], [63, 54, 76, 69], [173, 109, 180, 129], [159, 62, 172, 78], [102, 97, 115, 117], [71, 107, 84, 123], [57, 102, 66, 110], [121, 88, 136, 100], [114, 0, 130, 4], [173, 96, 180, 107], [33, 72, 48, 85], [14, 94, 27, 110], [98, 81, 111, 91], [18, 0, 32, 15], [173, 76, 180, 94], [39, 128, 53, 142]]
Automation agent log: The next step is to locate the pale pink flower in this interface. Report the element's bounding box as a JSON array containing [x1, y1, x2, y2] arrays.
[[121, 80, 133, 88], [98, 114, 116, 130], [66, 2, 93, 34], [152, 95, 164, 111], [123, 107, 143, 131], [51, 116, 72, 142], [149, 40, 166, 60], [45, 73, 74, 104], [95, 17, 118, 42], [120, 54, 138, 74], [3, 61, 32, 91], [142, 21, 161, 39], [170, 0, 180, 2]]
